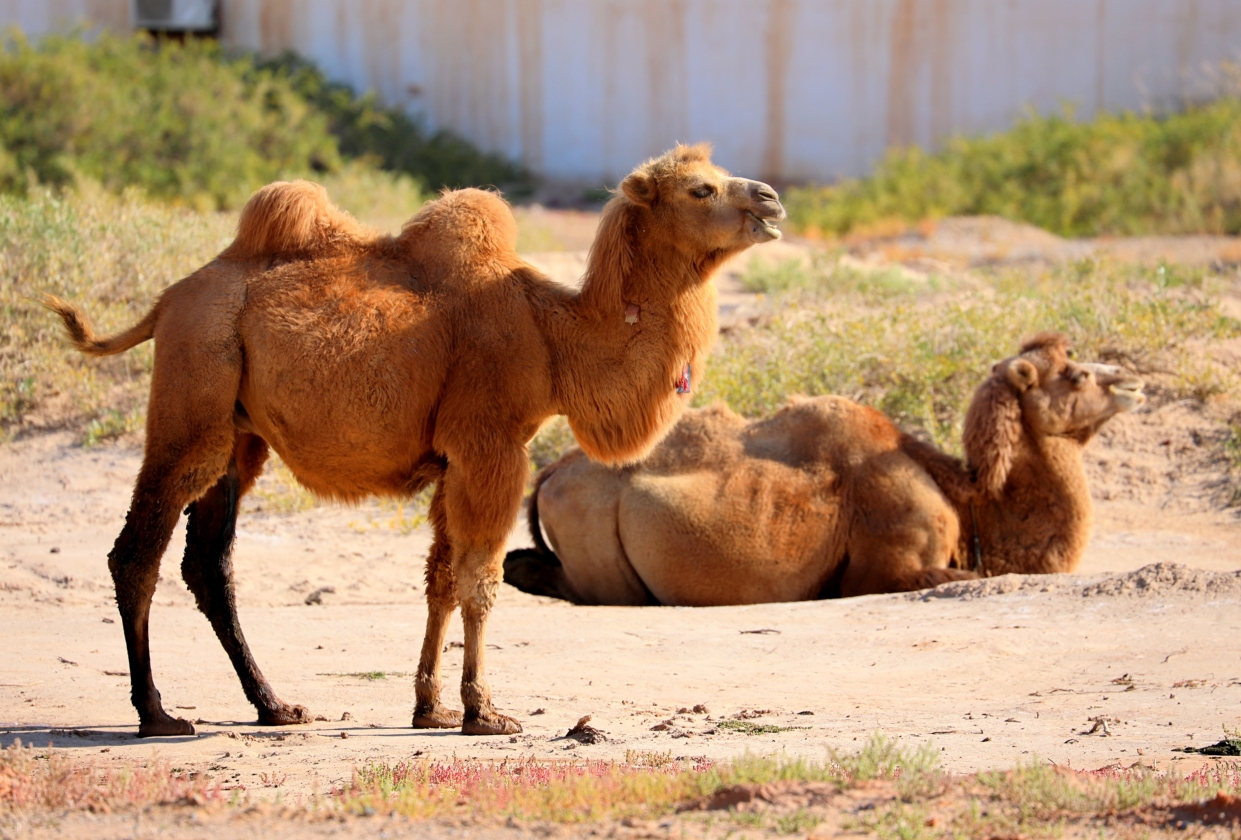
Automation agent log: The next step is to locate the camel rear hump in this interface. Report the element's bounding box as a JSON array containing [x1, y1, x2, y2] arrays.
[[222, 180, 371, 261]]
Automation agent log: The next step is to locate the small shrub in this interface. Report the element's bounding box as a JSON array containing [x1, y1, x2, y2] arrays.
[[528, 416, 578, 473], [247, 457, 318, 515], [740, 257, 817, 294]]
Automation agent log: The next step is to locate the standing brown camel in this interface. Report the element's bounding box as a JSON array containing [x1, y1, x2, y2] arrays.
[[45, 144, 785, 736], [504, 334, 1145, 605]]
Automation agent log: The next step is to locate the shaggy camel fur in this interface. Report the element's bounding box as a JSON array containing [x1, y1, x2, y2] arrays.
[[45, 144, 785, 736], [504, 334, 1145, 605]]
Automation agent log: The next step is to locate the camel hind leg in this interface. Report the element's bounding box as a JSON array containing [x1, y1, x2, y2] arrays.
[[413, 482, 464, 729], [111, 421, 236, 736], [180, 433, 311, 726], [838, 455, 974, 597], [111, 285, 245, 736]]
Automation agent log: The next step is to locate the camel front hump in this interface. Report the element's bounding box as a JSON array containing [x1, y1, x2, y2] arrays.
[[617, 466, 847, 606]]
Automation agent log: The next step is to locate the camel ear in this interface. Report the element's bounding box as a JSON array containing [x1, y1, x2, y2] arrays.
[[963, 373, 1025, 498], [620, 170, 657, 208], [1005, 358, 1039, 393]]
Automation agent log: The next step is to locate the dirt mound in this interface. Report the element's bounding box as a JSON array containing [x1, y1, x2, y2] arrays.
[[1084, 399, 1237, 514], [912, 563, 1241, 602], [1078, 562, 1241, 598], [911, 572, 1074, 600]]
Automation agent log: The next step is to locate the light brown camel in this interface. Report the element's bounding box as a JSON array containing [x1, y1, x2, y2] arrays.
[[504, 334, 1145, 605], [45, 144, 785, 737]]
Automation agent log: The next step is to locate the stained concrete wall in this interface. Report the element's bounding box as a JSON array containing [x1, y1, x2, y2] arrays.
[[4, 0, 1241, 183]]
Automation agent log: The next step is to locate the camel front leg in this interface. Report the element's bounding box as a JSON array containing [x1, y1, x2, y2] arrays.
[[413, 483, 464, 728], [440, 450, 526, 736], [456, 549, 521, 735]]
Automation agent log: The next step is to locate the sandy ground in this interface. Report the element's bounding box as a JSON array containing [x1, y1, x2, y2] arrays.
[[4, 218, 1241, 832], [3, 417, 1241, 807]]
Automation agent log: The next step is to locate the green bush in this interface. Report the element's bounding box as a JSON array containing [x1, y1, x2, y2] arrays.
[[0, 30, 529, 210], [0, 30, 339, 209], [786, 96, 1241, 238]]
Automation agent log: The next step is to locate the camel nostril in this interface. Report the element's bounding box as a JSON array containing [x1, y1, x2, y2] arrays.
[[755, 185, 779, 203]]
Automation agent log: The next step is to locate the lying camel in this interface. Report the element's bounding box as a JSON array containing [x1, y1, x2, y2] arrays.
[[504, 334, 1145, 605], [46, 144, 785, 736]]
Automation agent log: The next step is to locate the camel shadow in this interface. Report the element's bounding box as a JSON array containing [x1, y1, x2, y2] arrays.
[[1, 722, 497, 750], [0, 724, 185, 749]]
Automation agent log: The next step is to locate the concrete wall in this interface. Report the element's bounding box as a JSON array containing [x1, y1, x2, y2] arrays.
[[5, 0, 1241, 183]]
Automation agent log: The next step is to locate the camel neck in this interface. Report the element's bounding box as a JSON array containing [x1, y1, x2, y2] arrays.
[[536, 200, 720, 466], [971, 436, 1093, 576]]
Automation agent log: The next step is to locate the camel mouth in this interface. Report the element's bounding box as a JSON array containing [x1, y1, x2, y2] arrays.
[[1109, 380, 1146, 410], [746, 211, 783, 242]]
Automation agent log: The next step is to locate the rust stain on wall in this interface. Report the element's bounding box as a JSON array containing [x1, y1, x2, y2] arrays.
[[259, 0, 292, 53], [80, 0, 128, 31], [928, 0, 952, 144], [646, 0, 688, 152], [886, 0, 917, 149], [762, 0, 793, 182], [516, 0, 544, 170]]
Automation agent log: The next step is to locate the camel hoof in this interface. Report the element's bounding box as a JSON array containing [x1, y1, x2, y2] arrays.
[[259, 703, 312, 726], [137, 714, 195, 738], [462, 713, 522, 736], [412, 706, 464, 729]]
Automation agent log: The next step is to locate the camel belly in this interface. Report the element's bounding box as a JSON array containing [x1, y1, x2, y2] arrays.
[[617, 467, 846, 606], [237, 270, 448, 500]]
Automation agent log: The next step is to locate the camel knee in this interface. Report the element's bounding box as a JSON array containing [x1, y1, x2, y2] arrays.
[[458, 570, 500, 616]]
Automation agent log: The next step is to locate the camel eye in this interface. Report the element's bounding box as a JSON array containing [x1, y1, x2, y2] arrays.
[[690, 185, 715, 199]]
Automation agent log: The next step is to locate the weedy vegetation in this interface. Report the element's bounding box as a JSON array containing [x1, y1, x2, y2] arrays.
[[0, 739, 228, 813], [707, 255, 1241, 451], [4, 735, 1240, 838]]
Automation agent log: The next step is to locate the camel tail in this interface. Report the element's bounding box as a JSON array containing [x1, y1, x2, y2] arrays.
[[898, 433, 977, 507], [42, 294, 158, 357], [502, 464, 579, 603]]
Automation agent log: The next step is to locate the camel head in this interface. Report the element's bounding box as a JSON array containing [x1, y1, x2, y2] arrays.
[[964, 332, 1145, 496], [617, 144, 785, 261]]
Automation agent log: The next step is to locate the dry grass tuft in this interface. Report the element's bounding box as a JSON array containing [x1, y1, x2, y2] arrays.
[[0, 187, 235, 440], [0, 739, 228, 815], [3, 736, 1240, 837]]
